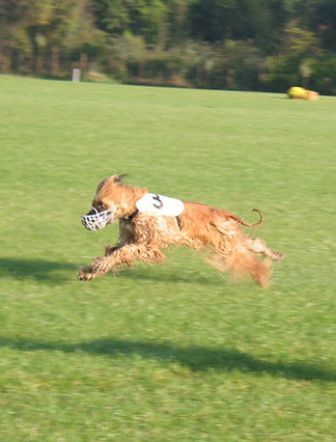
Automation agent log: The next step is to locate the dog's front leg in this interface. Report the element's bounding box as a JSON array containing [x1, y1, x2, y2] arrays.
[[104, 239, 125, 256], [78, 243, 165, 281]]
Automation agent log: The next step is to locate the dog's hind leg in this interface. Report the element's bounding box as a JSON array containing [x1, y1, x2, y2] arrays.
[[207, 246, 272, 288], [246, 237, 284, 261], [79, 244, 165, 281]]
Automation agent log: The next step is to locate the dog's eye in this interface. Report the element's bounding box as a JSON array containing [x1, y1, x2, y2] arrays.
[[94, 202, 105, 211]]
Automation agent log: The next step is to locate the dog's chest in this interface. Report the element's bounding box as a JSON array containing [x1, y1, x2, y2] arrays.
[[120, 219, 136, 242]]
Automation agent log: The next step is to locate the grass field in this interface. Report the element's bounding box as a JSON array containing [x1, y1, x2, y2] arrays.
[[0, 75, 335, 441]]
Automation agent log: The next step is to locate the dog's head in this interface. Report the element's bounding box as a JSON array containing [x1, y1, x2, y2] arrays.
[[81, 175, 145, 231]]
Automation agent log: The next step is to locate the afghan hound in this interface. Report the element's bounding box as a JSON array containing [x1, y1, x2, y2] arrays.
[[79, 175, 284, 287]]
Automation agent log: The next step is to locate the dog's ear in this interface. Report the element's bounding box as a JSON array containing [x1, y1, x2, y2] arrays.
[[95, 174, 128, 195], [114, 174, 128, 183]]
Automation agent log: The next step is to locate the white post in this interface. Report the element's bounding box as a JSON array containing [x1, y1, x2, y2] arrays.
[[72, 68, 81, 82]]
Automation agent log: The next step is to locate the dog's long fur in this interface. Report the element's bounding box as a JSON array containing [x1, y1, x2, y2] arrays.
[[79, 175, 284, 287]]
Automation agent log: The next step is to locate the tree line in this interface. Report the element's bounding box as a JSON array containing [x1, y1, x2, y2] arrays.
[[1, 0, 336, 94]]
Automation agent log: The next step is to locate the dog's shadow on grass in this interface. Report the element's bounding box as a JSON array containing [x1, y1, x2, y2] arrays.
[[0, 258, 77, 283], [0, 336, 334, 383], [117, 268, 222, 286], [0, 257, 220, 286]]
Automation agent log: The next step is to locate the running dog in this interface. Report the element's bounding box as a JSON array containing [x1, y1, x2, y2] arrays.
[[79, 175, 284, 287]]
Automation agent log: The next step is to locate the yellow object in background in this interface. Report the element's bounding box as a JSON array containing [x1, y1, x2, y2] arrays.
[[288, 86, 308, 99], [288, 86, 320, 100]]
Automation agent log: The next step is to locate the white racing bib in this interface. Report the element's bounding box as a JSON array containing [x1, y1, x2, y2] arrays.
[[136, 193, 184, 217]]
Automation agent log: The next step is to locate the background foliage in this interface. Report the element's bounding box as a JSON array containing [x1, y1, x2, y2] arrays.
[[1, 0, 336, 93]]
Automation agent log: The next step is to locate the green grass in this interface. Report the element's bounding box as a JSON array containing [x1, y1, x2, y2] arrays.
[[0, 75, 335, 441]]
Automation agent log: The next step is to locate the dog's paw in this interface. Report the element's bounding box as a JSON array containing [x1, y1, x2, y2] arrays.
[[78, 267, 95, 281]]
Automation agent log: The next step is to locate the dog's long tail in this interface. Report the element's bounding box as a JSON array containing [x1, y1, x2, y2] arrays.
[[227, 208, 263, 228]]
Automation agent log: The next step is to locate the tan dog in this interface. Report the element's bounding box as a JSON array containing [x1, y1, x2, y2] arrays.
[[79, 175, 284, 287]]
